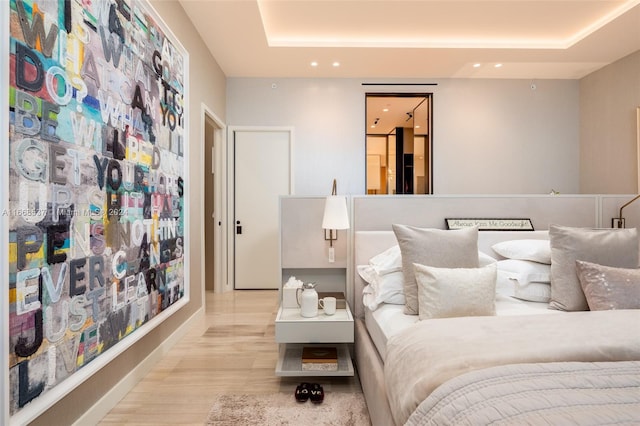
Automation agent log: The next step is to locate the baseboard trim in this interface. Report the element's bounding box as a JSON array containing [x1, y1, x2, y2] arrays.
[[73, 306, 205, 426]]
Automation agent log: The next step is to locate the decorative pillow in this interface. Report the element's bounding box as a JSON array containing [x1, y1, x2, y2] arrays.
[[496, 259, 551, 302], [575, 260, 640, 311], [393, 224, 480, 315], [360, 247, 494, 311], [491, 239, 551, 264], [549, 224, 639, 311], [414, 263, 496, 320], [357, 265, 405, 310]]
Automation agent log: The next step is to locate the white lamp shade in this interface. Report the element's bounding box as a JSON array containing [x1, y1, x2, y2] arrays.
[[322, 195, 350, 230]]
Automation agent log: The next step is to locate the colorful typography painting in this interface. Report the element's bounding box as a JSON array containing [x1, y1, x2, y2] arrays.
[[6, 0, 187, 419]]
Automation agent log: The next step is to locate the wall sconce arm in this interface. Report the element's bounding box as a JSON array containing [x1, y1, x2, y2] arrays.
[[615, 194, 640, 228]]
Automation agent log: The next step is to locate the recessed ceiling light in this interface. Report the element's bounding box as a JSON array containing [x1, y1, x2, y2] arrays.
[[310, 61, 318, 67], [382, 108, 389, 112], [494, 63, 503, 68], [473, 63, 481, 68], [332, 61, 340, 67]]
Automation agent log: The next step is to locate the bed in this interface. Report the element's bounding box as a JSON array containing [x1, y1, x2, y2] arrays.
[[353, 227, 640, 426]]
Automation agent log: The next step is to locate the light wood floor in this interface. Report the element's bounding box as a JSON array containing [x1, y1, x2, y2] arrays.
[[99, 290, 363, 425]]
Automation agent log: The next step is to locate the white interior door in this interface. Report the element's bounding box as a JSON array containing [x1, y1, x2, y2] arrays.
[[234, 129, 291, 289]]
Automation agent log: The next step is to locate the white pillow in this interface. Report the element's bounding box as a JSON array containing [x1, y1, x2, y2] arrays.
[[479, 251, 497, 266], [362, 284, 378, 310], [496, 259, 551, 302], [358, 265, 405, 310], [414, 263, 497, 320], [369, 245, 402, 274], [496, 259, 550, 284], [357, 264, 377, 286], [496, 270, 516, 297], [491, 239, 551, 264], [513, 282, 551, 303]]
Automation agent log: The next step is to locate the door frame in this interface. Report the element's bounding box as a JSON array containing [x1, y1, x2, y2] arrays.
[[227, 126, 294, 290], [365, 92, 434, 194], [201, 104, 227, 295]]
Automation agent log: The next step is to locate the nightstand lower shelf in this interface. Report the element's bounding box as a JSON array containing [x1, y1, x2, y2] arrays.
[[275, 343, 354, 377]]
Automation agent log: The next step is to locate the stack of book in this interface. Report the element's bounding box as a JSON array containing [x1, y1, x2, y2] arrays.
[[301, 346, 338, 371]]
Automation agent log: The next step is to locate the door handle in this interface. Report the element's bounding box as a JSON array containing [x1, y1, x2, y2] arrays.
[[236, 220, 242, 234]]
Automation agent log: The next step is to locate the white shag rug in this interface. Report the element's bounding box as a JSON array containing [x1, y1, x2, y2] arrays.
[[206, 392, 370, 426]]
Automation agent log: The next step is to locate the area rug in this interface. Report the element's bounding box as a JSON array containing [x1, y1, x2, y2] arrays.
[[205, 392, 370, 426]]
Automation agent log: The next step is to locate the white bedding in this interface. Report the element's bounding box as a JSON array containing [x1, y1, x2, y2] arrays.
[[406, 360, 640, 425], [357, 229, 564, 362], [354, 227, 640, 426], [364, 294, 559, 361], [364, 304, 418, 361], [385, 309, 640, 425]]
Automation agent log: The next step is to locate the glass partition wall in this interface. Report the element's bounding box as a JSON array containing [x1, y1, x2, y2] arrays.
[[366, 93, 433, 194]]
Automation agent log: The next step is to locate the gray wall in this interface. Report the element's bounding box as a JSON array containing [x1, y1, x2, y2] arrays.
[[227, 78, 580, 196], [580, 50, 640, 193]]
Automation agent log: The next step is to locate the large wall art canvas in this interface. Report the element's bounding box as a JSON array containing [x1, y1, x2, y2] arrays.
[[4, 0, 188, 422]]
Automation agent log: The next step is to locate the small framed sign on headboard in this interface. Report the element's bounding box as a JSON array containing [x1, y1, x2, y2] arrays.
[[445, 218, 535, 231]]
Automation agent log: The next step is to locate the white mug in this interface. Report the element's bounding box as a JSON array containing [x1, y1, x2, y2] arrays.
[[319, 297, 337, 315]]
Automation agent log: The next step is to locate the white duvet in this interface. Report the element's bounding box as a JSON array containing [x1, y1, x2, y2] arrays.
[[384, 309, 640, 425], [406, 360, 640, 425]]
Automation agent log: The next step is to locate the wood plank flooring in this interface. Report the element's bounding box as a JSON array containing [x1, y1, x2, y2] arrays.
[[99, 290, 363, 425]]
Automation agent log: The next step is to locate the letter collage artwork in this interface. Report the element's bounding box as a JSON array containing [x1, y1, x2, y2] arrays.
[[6, 0, 187, 417]]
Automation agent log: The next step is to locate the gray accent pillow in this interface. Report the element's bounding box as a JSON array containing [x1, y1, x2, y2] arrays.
[[392, 224, 479, 315], [575, 260, 640, 310], [414, 263, 496, 320], [549, 225, 639, 311]]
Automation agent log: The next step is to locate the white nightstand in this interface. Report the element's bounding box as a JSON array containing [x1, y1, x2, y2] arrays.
[[277, 196, 353, 377], [274, 304, 354, 377]]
